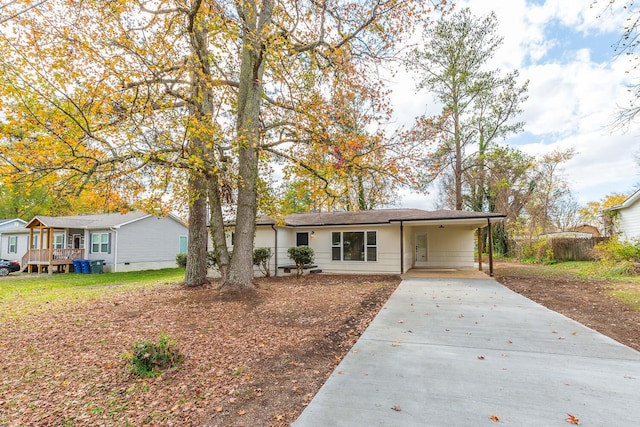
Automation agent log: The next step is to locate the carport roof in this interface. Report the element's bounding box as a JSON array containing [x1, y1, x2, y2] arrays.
[[255, 209, 505, 227]]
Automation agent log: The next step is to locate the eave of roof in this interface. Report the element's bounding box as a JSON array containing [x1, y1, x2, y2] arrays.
[[250, 209, 505, 227], [606, 188, 640, 211]]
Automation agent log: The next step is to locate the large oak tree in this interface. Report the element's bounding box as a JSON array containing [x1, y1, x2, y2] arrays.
[[0, 0, 446, 290]]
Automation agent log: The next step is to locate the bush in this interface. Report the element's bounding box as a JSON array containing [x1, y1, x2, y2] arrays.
[[176, 253, 187, 268], [176, 251, 225, 270], [253, 247, 272, 277], [125, 334, 183, 377], [518, 238, 554, 264], [593, 236, 640, 263], [287, 245, 314, 278]]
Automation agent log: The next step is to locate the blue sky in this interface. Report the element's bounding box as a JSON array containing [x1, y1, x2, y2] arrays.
[[395, 0, 640, 209]]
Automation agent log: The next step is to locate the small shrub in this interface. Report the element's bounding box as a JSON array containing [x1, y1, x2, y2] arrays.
[[176, 251, 225, 270], [593, 236, 640, 263], [176, 253, 187, 268], [287, 245, 314, 278], [125, 334, 183, 377], [253, 247, 272, 277]]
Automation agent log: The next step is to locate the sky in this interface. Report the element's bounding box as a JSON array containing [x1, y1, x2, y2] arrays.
[[393, 0, 640, 210]]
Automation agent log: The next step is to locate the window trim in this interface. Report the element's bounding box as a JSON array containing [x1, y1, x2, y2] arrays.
[[7, 235, 17, 254], [331, 231, 377, 262], [90, 232, 111, 254]]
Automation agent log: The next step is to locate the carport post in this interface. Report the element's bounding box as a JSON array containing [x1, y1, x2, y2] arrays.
[[477, 228, 483, 272], [487, 218, 494, 277]]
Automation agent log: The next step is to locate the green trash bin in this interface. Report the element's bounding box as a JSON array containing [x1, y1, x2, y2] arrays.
[[90, 260, 104, 274]]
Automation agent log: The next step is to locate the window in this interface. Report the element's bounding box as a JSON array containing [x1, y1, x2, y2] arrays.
[[331, 231, 377, 262], [296, 232, 309, 246], [31, 235, 38, 250], [53, 234, 64, 249], [91, 233, 110, 253], [8, 236, 17, 254], [179, 235, 188, 253]]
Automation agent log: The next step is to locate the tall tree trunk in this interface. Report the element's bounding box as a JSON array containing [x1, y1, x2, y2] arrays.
[[222, 0, 274, 291], [185, 173, 208, 286], [208, 176, 230, 281]]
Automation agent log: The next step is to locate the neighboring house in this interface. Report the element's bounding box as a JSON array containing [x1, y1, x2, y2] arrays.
[[0, 218, 28, 261], [571, 224, 601, 238], [223, 209, 505, 277], [605, 189, 640, 241], [3, 211, 188, 273]]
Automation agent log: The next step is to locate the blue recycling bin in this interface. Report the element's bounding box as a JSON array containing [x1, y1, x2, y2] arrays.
[[81, 260, 91, 274], [72, 259, 82, 274]]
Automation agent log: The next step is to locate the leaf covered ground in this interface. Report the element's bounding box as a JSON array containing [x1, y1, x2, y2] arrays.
[[0, 274, 399, 426], [493, 261, 640, 352]]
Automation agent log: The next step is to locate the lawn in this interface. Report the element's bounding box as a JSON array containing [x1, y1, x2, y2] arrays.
[[0, 269, 185, 321], [0, 271, 398, 426]]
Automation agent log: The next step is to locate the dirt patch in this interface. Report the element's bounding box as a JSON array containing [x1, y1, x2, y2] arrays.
[[0, 274, 398, 426], [493, 261, 640, 352]]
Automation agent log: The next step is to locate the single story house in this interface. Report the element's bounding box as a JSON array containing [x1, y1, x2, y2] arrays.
[[0, 218, 28, 261], [223, 208, 505, 276], [1, 211, 188, 273], [605, 189, 640, 241]]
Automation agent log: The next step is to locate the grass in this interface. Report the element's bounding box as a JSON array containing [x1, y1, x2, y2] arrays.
[[0, 268, 185, 321]]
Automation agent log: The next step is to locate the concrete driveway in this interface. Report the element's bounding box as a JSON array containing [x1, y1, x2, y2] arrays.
[[292, 277, 640, 427]]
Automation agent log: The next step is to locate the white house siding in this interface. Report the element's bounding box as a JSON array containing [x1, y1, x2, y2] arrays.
[[0, 231, 29, 262], [107, 216, 188, 272], [618, 202, 640, 241], [296, 224, 401, 275], [406, 225, 475, 268]]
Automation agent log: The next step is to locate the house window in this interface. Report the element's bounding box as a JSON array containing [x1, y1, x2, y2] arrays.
[[53, 234, 64, 249], [296, 232, 309, 246], [91, 233, 110, 253], [179, 235, 188, 253], [331, 231, 377, 262], [8, 236, 17, 254]]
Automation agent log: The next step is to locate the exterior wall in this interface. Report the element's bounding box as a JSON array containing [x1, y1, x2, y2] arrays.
[[406, 225, 475, 268], [618, 203, 640, 241], [106, 216, 188, 272], [0, 232, 29, 261], [291, 224, 401, 275]]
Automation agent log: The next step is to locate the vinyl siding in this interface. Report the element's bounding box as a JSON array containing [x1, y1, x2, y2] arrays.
[[406, 225, 475, 268], [619, 202, 640, 241], [110, 216, 188, 272], [0, 232, 29, 261]]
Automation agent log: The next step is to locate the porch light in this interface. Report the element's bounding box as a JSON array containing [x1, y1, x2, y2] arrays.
[[310, 231, 316, 239], [438, 225, 445, 229]]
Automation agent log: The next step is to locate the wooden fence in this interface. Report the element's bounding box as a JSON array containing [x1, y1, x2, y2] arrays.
[[550, 237, 608, 261]]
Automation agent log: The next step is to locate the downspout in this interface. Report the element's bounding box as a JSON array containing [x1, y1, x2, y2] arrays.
[[271, 224, 278, 277], [400, 221, 404, 274], [487, 218, 494, 277], [110, 227, 118, 273]]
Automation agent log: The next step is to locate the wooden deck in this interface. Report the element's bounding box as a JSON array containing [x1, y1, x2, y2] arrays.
[[22, 249, 85, 274]]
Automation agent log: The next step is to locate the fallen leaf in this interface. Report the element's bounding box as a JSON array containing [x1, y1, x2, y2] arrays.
[[237, 409, 246, 416], [215, 407, 223, 412], [477, 355, 485, 360], [489, 414, 501, 422], [391, 405, 401, 411], [274, 414, 284, 421], [565, 413, 580, 425], [391, 341, 401, 347]]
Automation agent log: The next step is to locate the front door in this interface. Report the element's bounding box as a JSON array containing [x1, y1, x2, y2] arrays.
[[414, 233, 428, 267]]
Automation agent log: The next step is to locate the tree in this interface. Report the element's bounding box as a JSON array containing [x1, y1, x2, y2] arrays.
[[598, 0, 640, 127], [408, 7, 527, 210], [0, 0, 447, 291], [527, 148, 576, 236], [578, 193, 628, 236]]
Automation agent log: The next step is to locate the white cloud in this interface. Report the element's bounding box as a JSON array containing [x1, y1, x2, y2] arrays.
[[393, 0, 640, 209]]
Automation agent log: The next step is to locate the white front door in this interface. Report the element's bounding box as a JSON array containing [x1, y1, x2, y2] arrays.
[[414, 233, 428, 267]]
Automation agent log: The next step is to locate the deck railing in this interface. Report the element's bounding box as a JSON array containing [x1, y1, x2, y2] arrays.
[[24, 248, 85, 264]]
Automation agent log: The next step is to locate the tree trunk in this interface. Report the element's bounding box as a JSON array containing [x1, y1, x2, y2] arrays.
[[184, 173, 209, 287], [208, 176, 230, 281], [222, 0, 274, 291]]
